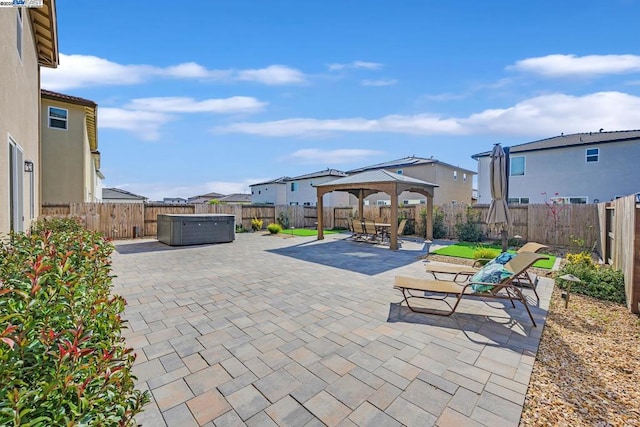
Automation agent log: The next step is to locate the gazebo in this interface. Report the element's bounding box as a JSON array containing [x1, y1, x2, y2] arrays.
[[314, 170, 438, 250]]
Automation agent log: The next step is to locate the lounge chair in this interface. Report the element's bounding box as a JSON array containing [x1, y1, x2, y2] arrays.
[[395, 251, 549, 326], [424, 242, 549, 299], [363, 220, 381, 242], [351, 219, 366, 240]]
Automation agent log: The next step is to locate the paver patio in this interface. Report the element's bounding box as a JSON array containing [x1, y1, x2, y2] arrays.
[[112, 232, 553, 426]]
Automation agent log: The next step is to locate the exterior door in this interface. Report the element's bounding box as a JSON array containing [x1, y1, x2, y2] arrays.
[[8, 137, 24, 232]]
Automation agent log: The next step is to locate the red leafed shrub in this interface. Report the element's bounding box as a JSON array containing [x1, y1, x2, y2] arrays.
[[0, 218, 149, 426]]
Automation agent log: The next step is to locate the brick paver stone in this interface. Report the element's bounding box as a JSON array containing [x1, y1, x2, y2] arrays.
[[225, 385, 270, 421], [186, 389, 232, 425]]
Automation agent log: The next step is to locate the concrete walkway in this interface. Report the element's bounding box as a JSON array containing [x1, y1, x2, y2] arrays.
[[112, 232, 553, 426]]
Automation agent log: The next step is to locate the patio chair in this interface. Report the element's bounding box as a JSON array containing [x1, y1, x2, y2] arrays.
[[395, 251, 549, 326], [351, 219, 366, 241], [424, 242, 549, 299], [363, 219, 382, 242]]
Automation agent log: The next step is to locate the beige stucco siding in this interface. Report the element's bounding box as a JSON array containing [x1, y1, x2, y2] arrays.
[[0, 9, 41, 233], [364, 163, 474, 206], [40, 100, 87, 203]]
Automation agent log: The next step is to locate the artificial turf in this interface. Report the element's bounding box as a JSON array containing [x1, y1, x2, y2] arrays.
[[432, 242, 556, 269], [279, 228, 342, 237]]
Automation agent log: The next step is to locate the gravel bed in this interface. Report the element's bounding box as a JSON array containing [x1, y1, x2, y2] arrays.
[[425, 254, 640, 426], [520, 288, 640, 427]]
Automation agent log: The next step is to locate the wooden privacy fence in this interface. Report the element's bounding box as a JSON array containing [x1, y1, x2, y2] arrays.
[[42, 202, 600, 247], [597, 194, 640, 314]]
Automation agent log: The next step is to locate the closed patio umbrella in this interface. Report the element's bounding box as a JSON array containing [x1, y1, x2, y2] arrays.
[[486, 143, 511, 251]]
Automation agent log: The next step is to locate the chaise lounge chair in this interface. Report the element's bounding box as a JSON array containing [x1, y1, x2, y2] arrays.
[[424, 242, 549, 299], [395, 251, 549, 326]]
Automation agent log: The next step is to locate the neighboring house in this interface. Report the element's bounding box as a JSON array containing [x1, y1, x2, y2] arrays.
[[102, 187, 147, 204], [188, 191, 225, 204], [347, 156, 475, 206], [218, 193, 251, 205], [41, 90, 104, 203], [473, 130, 640, 205], [1, 1, 58, 233], [250, 176, 289, 205], [287, 169, 351, 206], [163, 197, 188, 204], [250, 170, 353, 206]]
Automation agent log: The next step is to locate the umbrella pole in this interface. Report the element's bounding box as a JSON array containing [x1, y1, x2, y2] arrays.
[[501, 229, 508, 252]]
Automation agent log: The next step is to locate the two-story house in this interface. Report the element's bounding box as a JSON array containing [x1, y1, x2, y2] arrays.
[[40, 90, 104, 203], [473, 130, 640, 205], [102, 187, 148, 204], [347, 156, 475, 206], [1, 1, 58, 233], [250, 177, 289, 205], [251, 170, 353, 206]]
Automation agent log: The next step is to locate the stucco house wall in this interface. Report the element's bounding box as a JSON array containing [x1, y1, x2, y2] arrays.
[[287, 176, 351, 206], [475, 133, 640, 204], [251, 182, 287, 205], [1, 8, 42, 233]]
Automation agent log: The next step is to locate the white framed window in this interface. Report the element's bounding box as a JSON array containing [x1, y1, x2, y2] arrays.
[[290, 182, 298, 192], [508, 197, 529, 205], [289, 201, 299, 206], [396, 169, 403, 175], [510, 156, 525, 176], [569, 197, 588, 204], [463, 173, 467, 182], [303, 202, 312, 206], [48, 107, 68, 130], [16, 8, 23, 60], [453, 170, 457, 180], [376, 200, 390, 206], [586, 148, 599, 163]]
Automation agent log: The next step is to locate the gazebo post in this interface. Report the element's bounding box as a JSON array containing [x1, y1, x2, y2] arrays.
[[358, 189, 364, 220], [426, 195, 433, 240], [390, 185, 399, 250], [317, 190, 324, 240]]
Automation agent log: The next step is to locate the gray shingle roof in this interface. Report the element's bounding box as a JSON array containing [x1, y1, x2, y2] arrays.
[[315, 169, 438, 187], [347, 156, 475, 174], [472, 130, 640, 159], [102, 187, 147, 200], [290, 168, 348, 180], [249, 176, 291, 186], [219, 193, 251, 203]]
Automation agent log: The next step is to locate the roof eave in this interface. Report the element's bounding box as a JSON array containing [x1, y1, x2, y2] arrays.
[[30, 0, 59, 68]]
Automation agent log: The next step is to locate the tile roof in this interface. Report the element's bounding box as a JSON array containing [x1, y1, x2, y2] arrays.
[[41, 89, 97, 107], [472, 130, 640, 158], [219, 193, 251, 203], [250, 176, 291, 186], [289, 168, 348, 180]]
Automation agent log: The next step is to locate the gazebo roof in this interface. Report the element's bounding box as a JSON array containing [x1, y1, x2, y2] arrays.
[[315, 169, 438, 188]]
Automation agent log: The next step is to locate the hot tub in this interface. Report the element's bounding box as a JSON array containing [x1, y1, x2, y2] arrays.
[[157, 214, 235, 246]]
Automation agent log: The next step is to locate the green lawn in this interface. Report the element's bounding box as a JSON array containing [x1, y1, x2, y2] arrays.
[[279, 228, 342, 237], [433, 242, 556, 269]]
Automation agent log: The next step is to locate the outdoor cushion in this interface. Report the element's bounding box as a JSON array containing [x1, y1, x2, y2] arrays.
[[486, 251, 516, 266], [470, 263, 513, 293]]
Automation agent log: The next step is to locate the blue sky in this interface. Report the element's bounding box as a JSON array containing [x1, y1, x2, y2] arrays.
[[42, 0, 640, 200]]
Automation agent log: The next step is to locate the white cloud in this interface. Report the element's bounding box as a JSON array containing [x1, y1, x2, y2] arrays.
[[328, 61, 383, 71], [289, 148, 384, 164], [41, 54, 305, 90], [509, 54, 640, 78], [99, 108, 172, 141], [361, 79, 397, 87], [216, 91, 640, 137], [236, 65, 306, 85], [114, 179, 258, 201], [125, 96, 267, 114]]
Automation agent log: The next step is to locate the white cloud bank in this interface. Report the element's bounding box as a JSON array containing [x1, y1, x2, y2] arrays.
[[288, 148, 384, 164], [99, 108, 172, 141], [361, 79, 397, 87], [216, 91, 640, 138], [42, 54, 306, 90], [509, 54, 640, 78], [125, 96, 267, 114]]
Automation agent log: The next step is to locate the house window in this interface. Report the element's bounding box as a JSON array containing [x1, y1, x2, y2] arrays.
[[569, 197, 588, 204], [16, 9, 23, 60], [463, 173, 467, 182], [48, 107, 68, 130], [396, 169, 403, 175], [289, 202, 299, 206], [290, 182, 298, 192], [303, 202, 312, 206], [376, 200, 390, 206], [586, 148, 599, 163], [258, 190, 261, 195], [510, 156, 525, 176], [453, 171, 457, 180], [508, 197, 529, 205]]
